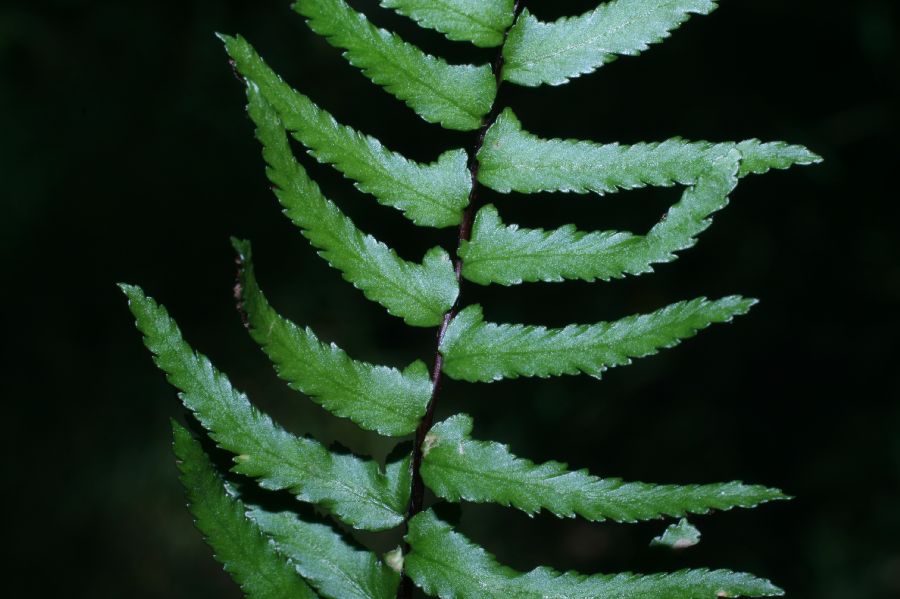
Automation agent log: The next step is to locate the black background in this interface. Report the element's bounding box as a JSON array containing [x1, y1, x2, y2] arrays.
[[4, 0, 898, 597]]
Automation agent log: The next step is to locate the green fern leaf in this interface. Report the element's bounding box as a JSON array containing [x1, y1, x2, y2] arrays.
[[171, 422, 319, 598], [248, 83, 458, 327], [502, 0, 718, 87], [405, 510, 783, 598], [460, 159, 738, 286], [292, 0, 495, 130], [248, 506, 400, 599], [463, 111, 821, 285], [421, 414, 787, 522], [440, 297, 755, 382], [233, 238, 432, 437], [476, 109, 821, 195], [122, 285, 409, 530], [381, 0, 515, 48], [222, 35, 470, 228]]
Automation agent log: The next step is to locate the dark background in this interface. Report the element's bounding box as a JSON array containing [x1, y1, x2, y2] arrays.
[[4, 0, 898, 597]]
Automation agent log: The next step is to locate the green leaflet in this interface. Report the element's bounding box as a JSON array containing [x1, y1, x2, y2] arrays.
[[421, 414, 788, 522], [440, 297, 755, 382], [222, 35, 470, 228], [651, 518, 702, 549], [465, 110, 821, 285], [122, 285, 409, 530], [477, 109, 821, 195], [461, 160, 740, 286], [293, 0, 496, 130], [381, 0, 514, 48], [248, 507, 400, 599], [233, 238, 432, 437], [171, 422, 318, 599], [247, 82, 458, 328], [502, 0, 719, 87], [405, 510, 783, 598]]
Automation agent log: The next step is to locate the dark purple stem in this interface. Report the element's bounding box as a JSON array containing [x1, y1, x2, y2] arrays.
[[396, 3, 526, 597]]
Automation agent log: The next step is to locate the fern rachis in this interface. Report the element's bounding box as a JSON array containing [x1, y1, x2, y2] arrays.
[[124, 1, 820, 597]]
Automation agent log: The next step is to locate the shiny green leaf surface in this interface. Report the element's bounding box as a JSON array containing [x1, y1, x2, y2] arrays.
[[293, 0, 496, 130], [223, 35, 471, 228], [248, 507, 401, 599], [405, 510, 783, 598], [247, 83, 458, 327], [440, 297, 755, 382], [422, 414, 787, 522], [234, 239, 432, 437], [171, 422, 319, 599], [381, 0, 515, 47], [502, 0, 718, 87], [465, 110, 820, 286], [123, 285, 409, 530], [476, 109, 821, 195]]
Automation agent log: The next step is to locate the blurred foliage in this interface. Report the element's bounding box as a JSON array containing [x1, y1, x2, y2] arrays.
[[2, 0, 897, 597]]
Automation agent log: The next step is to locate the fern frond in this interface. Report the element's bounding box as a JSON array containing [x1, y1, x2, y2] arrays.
[[233, 239, 432, 437], [405, 510, 783, 598], [222, 35, 470, 228], [122, 285, 409, 530], [440, 297, 755, 382], [477, 109, 820, 195], [248, 83, 458, 327], [502, 0, 718, 87], [248, 506, 400, 599], [171, 422, 319, 598], [381, 0, 515, 48], [421, 414, 787, 522], [292, 0, 495, 130]]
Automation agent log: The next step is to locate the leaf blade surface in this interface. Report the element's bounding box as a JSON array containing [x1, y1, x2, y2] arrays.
[[293, 0, 495, 130], [223, 35, 471, 228], [123, 285, 409, 530], [503, 0, 719, 87], [381, 0, 514, 47], [172, 422, 319, 599], [422, 414, 787, 522], [405, 510, 783, 598], [247, 83, 458, 327], [249, 506, 401, 599], [440, 297, 755, 382]]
